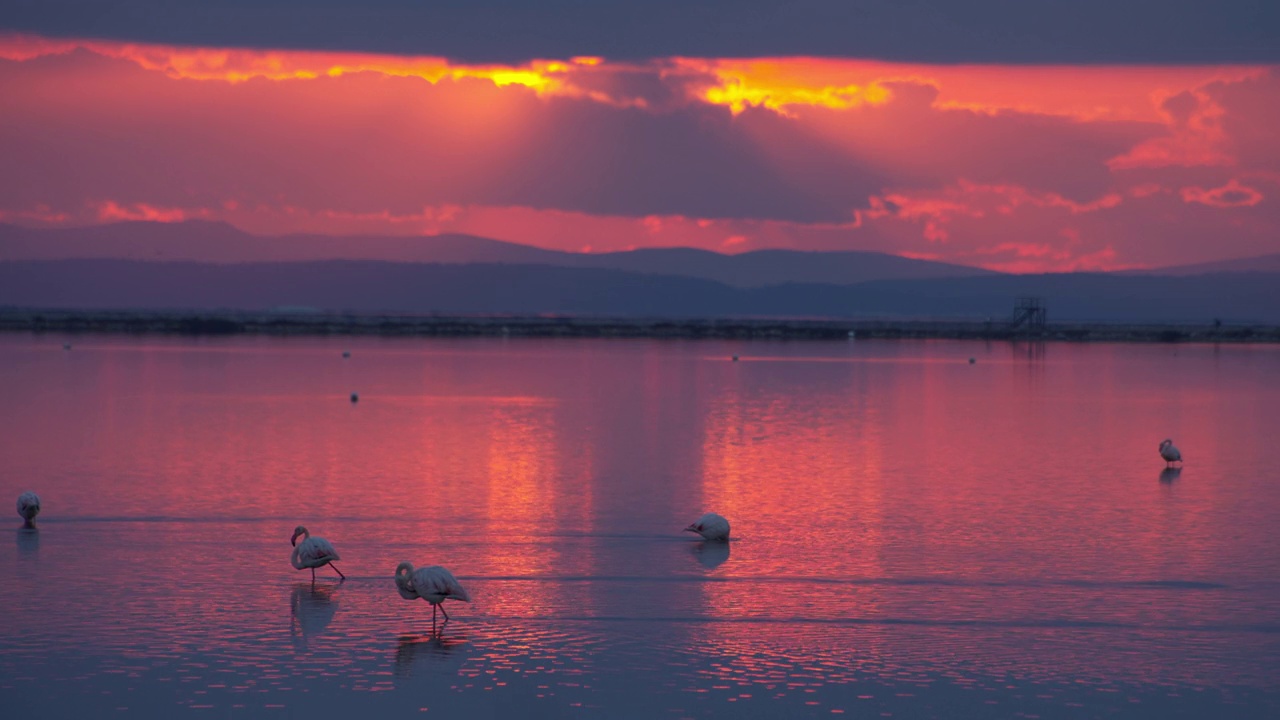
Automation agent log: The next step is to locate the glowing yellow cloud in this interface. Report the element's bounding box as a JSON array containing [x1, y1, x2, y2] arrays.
[[682, 58, 894, 115], [0, 34, 569, 94], [683, 57, 1266, 120], [2, 34, 1266, 123]]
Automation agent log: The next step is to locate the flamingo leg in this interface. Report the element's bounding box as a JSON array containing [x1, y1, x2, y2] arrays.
[[311, 567, 316, 583], [330, 563, 346, 580], [440, 603, 450, 622]]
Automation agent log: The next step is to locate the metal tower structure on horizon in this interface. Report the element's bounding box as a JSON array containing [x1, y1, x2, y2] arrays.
[[1010, 297, 1047, 331]]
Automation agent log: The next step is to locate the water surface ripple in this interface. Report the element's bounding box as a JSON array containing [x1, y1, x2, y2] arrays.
[[2, 335, 1278, 717]]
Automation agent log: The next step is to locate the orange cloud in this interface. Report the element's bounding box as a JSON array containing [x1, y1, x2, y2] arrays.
[[971, 238, 1121, 274], [3, 33, 1278, 273], [682, 58, 892, 115], [1109, 88, 1234, 169], [863, 181, 1125, 243], [4, 34, 1267, 123], [0, 33, 573, 95], [685, 57, 1265, 120]]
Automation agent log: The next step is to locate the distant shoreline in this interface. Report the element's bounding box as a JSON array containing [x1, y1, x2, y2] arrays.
[[2, 309, 1278, 343]]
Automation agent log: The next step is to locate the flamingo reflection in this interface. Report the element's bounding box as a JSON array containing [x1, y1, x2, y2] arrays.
[[394, 632, 469, 677], [15, 528, 39, 555], [1160, 467, 1183, 484], [290, 583, 339, 648], [690, 540, 731, 569]]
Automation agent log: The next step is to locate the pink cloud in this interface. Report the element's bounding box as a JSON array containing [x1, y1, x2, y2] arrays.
[[96, 201, 207, 223], [1180, 179, 1264, 208], [0, 36, 1277, 273], [1109, 89, 1233, 169], [0, 204, 71, 224]]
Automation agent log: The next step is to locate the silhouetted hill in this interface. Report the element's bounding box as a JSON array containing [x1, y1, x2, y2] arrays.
[[1, 259, 1277, 323], [1129, 253, 1280, 276], [0, 221, 993, 287]]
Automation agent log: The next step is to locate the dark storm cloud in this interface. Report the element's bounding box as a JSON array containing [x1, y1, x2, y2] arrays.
[[2, 0, 1278, 63]]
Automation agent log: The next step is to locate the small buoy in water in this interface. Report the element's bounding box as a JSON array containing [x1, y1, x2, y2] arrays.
[[848, 330, 856, 339], [350, 392, 359, 403], [63, 343, 71, 350], [969, 357, 976, 364], [342, 351, 350, 358], [731, 355, 739, 362]]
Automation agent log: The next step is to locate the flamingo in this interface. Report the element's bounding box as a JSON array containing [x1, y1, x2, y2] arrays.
[[290, 526, 345, 582], [1159, 439, 1183, 468], [395, 562, 471, 624], [16, 491, 40, 528], [684, 512, 730, 541]]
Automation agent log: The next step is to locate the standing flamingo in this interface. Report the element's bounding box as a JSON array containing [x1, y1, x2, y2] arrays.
[[395, 562, 471, 624], [684, 512, 731, 541], [1159, 439, 1183, 468], [16, 492, 40, 528], [290, 526, 345, 582]]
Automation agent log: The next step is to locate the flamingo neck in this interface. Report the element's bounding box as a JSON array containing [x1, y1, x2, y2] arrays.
[[395, 562, 416, 595]]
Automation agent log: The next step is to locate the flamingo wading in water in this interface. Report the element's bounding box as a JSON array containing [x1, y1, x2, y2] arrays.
[[16, 492, 40, 528], [395, 562, 471, 624], [684, 512, 731, 541], [1159, 439, 1183, 468], [290, 526, 345, 581]]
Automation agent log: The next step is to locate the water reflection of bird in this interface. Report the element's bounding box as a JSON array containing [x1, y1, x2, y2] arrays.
[[291, 526, 346, 582], [396, 562, 471, 625], [16, 491, 40, 529], [290, 583, 339, 645], [1160, 467, 1183, 484], [394, 632, 469, 676], [691, 540, 731, 569], [1159, 439, 1183, 467], [684, 512, 730, 541], [16, 528, 39, 555]]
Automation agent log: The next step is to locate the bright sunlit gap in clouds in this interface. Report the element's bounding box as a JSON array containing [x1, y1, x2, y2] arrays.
[[0, 33, 1277, 272]]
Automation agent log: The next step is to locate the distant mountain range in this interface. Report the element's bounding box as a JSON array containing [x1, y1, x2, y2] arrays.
[[2, 221, 1278, 323], [2, 259, 1277, 323], [1125, 253, 1280, 276], [0, 220, 992, 287]]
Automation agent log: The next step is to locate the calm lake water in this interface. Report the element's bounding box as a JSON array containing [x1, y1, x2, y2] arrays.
[[2, 334, 1279, 718]]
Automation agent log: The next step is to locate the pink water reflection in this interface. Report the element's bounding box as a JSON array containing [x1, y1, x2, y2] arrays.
[[1, 335, 1279, 717]]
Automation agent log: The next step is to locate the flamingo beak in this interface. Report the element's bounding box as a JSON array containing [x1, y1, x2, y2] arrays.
[[684, 525, 698, 533], [290, 533, 299, 547]]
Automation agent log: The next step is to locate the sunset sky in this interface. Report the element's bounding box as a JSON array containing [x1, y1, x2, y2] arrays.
[[2, 2, 1278, 272]]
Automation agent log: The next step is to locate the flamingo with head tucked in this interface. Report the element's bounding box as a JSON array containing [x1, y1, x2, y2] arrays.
[[290, 526, 345, 582], [16, 492, 40, 529], [1159, 439, 1183, 468], [684, 512, 730, 541], [395, 562, 471, 624]]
